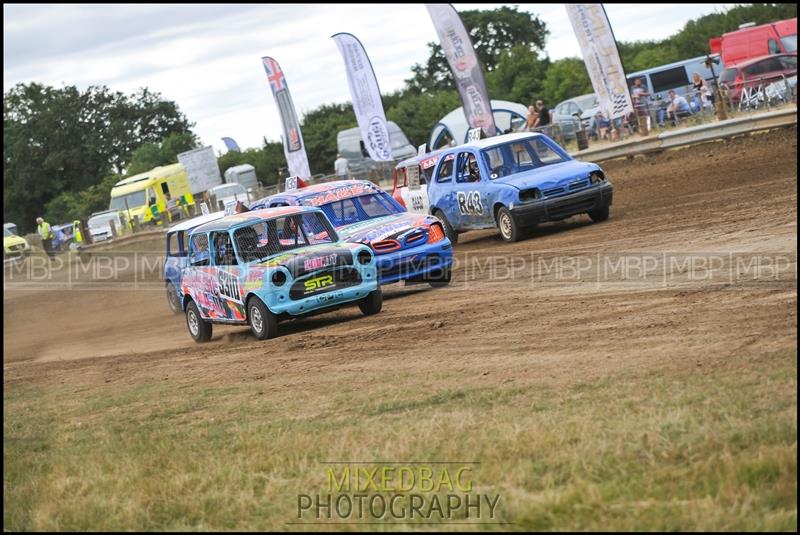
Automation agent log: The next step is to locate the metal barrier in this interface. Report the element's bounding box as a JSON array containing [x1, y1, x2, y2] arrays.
[[572, 107, 797, 163]]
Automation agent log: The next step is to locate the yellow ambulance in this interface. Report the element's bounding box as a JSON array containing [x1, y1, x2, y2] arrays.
[[109, 163, 195, 225]]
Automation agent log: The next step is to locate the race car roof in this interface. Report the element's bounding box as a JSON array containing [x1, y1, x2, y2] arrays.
[[167, 211, 225, 233], [254, 180, 383, 208], [458, 132, 546, 150], [190, 205, 321, 234]]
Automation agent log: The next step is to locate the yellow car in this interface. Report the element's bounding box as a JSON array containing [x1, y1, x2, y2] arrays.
[[4, 227, 30, 262]]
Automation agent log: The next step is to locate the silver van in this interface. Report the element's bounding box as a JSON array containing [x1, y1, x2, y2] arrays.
[[337, 121, 416, 180]]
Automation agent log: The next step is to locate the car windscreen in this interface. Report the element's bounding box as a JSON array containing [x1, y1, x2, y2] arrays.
[[110, 190, 146, 211], [233, 212, 337, 263], [212, 185, 246, 197], [308, 192, 401, 227], [574, 94, 598, 111], [481, 138, 567, 179], [4, 228, 13, 238], [781, 35, 797, 53]]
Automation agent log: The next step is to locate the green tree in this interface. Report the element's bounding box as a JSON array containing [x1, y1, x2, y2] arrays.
[[217, 141, 286, 188], [44, 174, 122, 224], [406, 6, 548, 93], [540, 58, 594, 106], [386, 90, 461, 149], [4, 83, 194, 232], [299, 103, 357, 175], [126, 132, 199, 176], [487, 45, 551, 105]]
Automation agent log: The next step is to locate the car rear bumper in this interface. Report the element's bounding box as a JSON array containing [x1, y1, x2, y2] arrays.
[[511, 182, 613, 226], [375, 240, 453, 284]]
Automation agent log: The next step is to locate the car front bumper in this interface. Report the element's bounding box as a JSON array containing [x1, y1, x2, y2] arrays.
[[512, 182, 613, 226], [375, 240, 453, 284]]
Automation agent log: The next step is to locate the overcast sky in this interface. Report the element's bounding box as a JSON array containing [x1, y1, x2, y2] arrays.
[[4, 3, 738, 155]]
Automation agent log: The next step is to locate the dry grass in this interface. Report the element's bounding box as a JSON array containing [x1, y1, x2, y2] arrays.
[[4, 348, 796, 531]]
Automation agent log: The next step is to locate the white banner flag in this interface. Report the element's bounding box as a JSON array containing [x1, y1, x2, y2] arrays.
[[426, 4, 496, 138], [261, 56, 311, 178], [332, 33, 393, 162], [565, 4, 634, 120]]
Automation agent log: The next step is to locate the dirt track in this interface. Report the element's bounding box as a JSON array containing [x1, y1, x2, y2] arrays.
[[3, 127, 797, 389]]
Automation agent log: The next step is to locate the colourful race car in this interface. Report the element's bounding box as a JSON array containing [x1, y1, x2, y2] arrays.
[[179, 206, 381, 342], [252, 180, 453, 286]]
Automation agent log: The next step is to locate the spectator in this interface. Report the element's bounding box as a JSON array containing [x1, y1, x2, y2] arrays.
[[526, 105, 537, 131], [631, 77, 651, 135], [592, 111, 612, 140], [532, 100, 553, 130], [36, 216, 56, 260], [691, 72, 714, 112], [659, 90, 693, 126], [334, 153, 350, 179]]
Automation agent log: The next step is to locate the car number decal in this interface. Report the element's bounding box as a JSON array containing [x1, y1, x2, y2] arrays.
[[457, 191, 483, 216]]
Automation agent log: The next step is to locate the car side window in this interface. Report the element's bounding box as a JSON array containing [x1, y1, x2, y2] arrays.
[[455, 152, 479, 183], [779, 56, 797, 70], [167, 230, 187, 257], [189, 234, 210, 266], [768, 39, 780, 54], [436, 154, 455, 183], [212, 231, 237, 266]]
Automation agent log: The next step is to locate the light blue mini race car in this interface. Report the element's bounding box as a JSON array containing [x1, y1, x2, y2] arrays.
[[179, 206, 381, 342], [252, 180, 453, 286], [426, 132, 613, 243]]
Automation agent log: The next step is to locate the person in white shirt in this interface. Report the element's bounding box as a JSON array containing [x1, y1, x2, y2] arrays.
[[334, 154, 350, 179]]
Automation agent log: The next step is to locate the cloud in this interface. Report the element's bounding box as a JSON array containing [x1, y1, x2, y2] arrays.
[[4, 3, 739, 157]]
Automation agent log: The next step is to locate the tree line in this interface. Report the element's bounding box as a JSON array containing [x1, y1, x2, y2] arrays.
[[4, 3, 795, 232]]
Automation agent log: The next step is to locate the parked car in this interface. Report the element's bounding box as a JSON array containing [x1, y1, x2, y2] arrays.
[[718, 52, 797, 103], [337, 121, 417, 180], [179, 206, 382, 342], [252, 180, 452, 286], [164, 211, 226, 313], [4, 227, 30, 262], [426, 132, 613, 243], [553, 93, 598, 133], [87, 210, 127, 242]]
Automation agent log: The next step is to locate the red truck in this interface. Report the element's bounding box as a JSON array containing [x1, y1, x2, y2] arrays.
[[710, 18, 797, 67]]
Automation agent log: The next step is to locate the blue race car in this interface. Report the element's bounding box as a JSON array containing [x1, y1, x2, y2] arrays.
[[426, 132, 613, 243], [179, 206, 381, 342], [164, 211, 226, 313], [252, 180, 453, 286]]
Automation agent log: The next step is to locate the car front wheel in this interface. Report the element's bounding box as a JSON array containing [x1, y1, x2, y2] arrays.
[[248, 297, 278, 340], [496, 207, 522, 242], [588, 206, 610, 222], [186, 300, 212, 343], [359, 288, 383, 315]]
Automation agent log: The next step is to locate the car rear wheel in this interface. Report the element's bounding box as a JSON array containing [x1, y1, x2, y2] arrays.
[[248, 297, 278, 340], [166, 282, 181, 314], [359, 288, 383, 315], [588, 206, 609, 222], [497, 207, 522, 242], [433, 209, 458, 245], [186, 300, 212, 343]]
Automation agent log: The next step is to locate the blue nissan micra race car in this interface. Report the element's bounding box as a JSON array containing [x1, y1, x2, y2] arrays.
[[252, 180, 453, 287], [426, 132, 613, 243], [179, 206, 381, 342]]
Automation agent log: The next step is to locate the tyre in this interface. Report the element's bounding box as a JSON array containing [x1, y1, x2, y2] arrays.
[[496, 207, 522, 242], [186, 300, 212, 343], [359, 287, 383, 316], [428, 266, 452, 288], [166, 282, 181, 314], [588, 206, 610, 222], [433, 209, 458, 245], [247, 296, 278, 340]]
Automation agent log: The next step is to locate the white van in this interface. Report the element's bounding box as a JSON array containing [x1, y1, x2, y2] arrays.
[[87, 210, 126, 242]]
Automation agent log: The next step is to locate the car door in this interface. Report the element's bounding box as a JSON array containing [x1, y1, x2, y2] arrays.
[[452, 150, 493, 230], [428, 152, 461, 226], [210, 230, 245, 321], [184, 232, 218, 319]]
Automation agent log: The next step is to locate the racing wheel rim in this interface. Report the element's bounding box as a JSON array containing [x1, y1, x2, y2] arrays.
[[187, 309, 199, 336], [250, 305, 263, 334], [499, 211, 513, 240]]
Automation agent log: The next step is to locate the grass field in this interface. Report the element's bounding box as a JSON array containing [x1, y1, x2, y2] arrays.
[[4, 347, 796, 530]]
